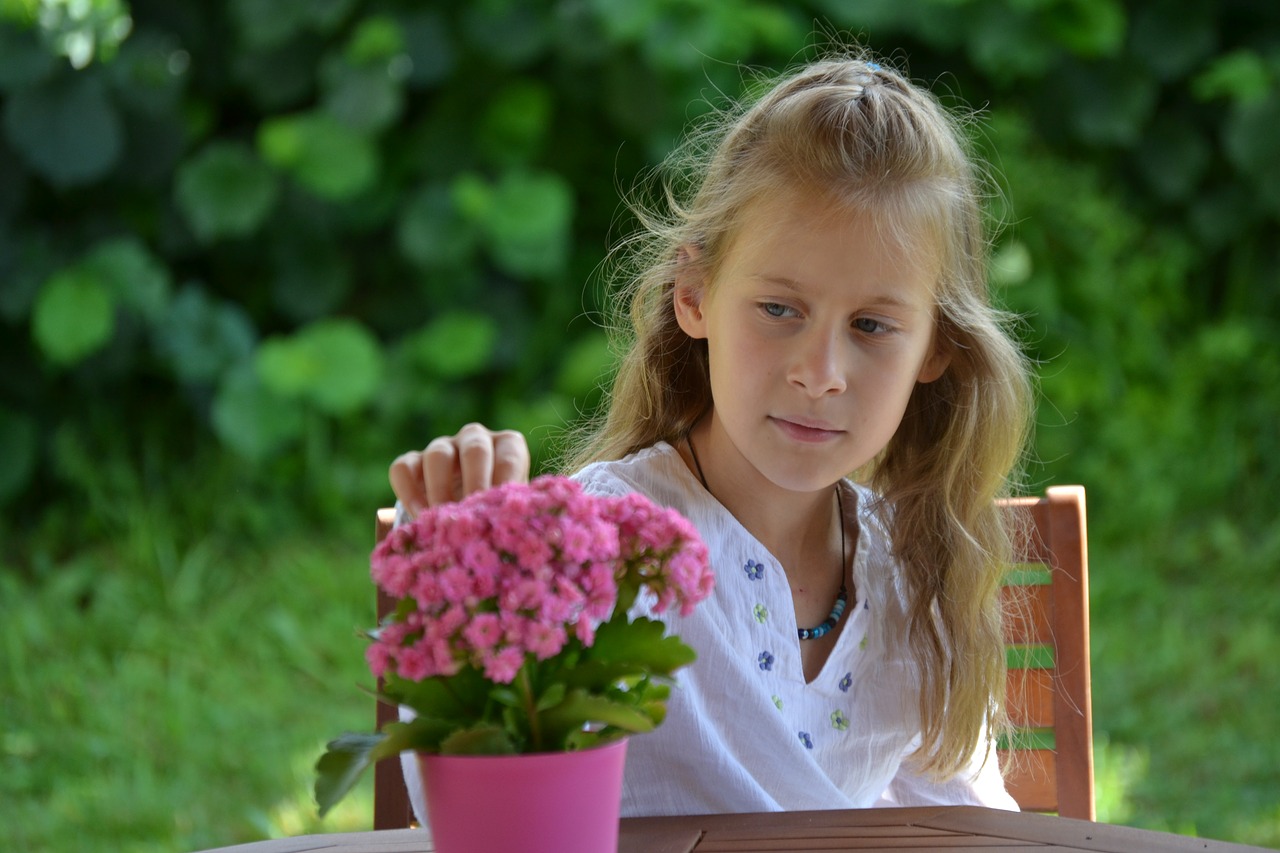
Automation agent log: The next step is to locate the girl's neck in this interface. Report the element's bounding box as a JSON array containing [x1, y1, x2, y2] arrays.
[[682, 417, 837, 567]]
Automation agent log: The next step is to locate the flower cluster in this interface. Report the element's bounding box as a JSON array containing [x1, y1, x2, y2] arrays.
[[366, 475, 713, 685]]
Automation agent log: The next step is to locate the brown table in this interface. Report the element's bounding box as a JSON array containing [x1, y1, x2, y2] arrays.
[[196, 806, 1275, 852]]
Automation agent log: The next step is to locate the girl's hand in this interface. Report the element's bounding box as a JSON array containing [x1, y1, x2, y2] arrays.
[[388, 422, 531, 516]]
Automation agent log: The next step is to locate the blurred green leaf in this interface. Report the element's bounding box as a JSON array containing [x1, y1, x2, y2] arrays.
[[82, 236, 173, 322], [153, 286, 257, 383], [32, 265, 115, 365], [3, 72, 123, 187], [398, 10, 454, 87], [396, 183, 480, 271], [1045, 0, 1126, 59], [1222, 94, 1280, 213], [270, 236, 351, 323], [461, 170, 574, 279], [105, 27, 189, 116], [1061, 61, 1160, 146], [0, 405, 38, 502], [0, 22, 56, 90], [32, 0, 132, 68], [345, 14, 404, 64], [257, 111, 379, 200], [256, 318, 385, 415], [461, 2, 547, 67], [479, 80, 552, 166], [1193, 50, 1274, 105], [211, 362, 306, 460], [175, 142, 279, 243], [1133, 116, 1211, 202], [319, 55, 404, 133], [555, 331, 615, 398], [1129, 2, 1216, 81], [228, 0, 356, 50], [404, 311, 499, 379]]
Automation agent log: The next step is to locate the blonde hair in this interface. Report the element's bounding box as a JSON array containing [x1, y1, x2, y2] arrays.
[[561, 54, 1033, 779]]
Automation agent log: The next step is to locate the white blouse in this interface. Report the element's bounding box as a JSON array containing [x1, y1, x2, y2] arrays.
[[400, 441, 1015, 822]]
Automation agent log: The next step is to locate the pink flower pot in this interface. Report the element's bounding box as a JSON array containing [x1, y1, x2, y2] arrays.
[[417, 738, 628, 853]]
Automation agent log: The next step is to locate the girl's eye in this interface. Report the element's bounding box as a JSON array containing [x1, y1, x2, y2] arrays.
[[761, 302, 795, 318], [854, 317, 889, 334]]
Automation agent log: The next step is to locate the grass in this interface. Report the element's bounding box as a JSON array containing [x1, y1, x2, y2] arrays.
[[2, 455, 1278, 851], [0, 484, 379, 853]]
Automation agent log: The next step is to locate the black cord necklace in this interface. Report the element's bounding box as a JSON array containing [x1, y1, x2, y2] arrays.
[[685, 434, 849, 641]]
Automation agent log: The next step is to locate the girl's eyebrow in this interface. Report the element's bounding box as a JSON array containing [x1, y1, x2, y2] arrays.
[[751, 273, 924, 311]]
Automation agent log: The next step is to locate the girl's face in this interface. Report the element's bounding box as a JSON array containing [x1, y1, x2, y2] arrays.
[[674, 191, 949, 497]]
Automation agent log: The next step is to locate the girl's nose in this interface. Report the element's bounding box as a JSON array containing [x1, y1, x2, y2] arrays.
[[787, 328, 847, 397]]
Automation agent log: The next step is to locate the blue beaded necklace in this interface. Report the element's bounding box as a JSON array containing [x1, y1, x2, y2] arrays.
[[686, 435, 850, 642]]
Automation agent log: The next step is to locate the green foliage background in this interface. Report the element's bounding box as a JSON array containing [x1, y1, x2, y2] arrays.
[[1, 0, 1277, 850]]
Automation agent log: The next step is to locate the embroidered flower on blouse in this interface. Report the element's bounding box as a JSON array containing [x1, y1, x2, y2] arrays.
[[859, 634, 868, 651], [772, 695, 783, 710], [838, 672, 852, 693], [798, 731, 813, 749], [757, 650, 775, 671], [830, 710, 849, 731], [744, 559, 765, 581], [753, 603, 768, 623]]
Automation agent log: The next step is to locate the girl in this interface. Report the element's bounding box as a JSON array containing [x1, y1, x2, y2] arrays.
[[390, 53, 1033, 815]]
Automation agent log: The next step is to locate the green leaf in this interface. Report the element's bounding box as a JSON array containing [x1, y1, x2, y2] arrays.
[[257, 111, 379, 200], [320, 55, 404, 133], [439, 724, 518, 756], [479, 80, 552, 166], [345, 14, 405, 65], [384, 667, 492, 720], [211, 362, 305, 460], [396, 184, 480, 270], [153, 287, 257, 383], [0, 21, 56, 90], [535, 681, 566, 713], [0, 405, 38, 502], [32, 266, 115, 366], [1192, 49, 1272, 105], [315, 733, 385, 818], [175, 142, 279, 243], [315, 716, 450, 817], [457, 170, 574, 279], [403, 311, 498, 379], [555, 331, 615, 397], [81, 237, 173, 322], [229, 0, 357, 50], [4, 73, 122, 187], [399, 11, 454, 87], [538, 689, 657, 744], [255, 318, 385, 415], [587, 617, 697, 676]]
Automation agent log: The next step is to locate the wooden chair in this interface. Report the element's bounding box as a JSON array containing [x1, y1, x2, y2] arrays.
[[373, 508, 413, 830], [998, 485, 1095, 820], [370, 485, 1093, 828]]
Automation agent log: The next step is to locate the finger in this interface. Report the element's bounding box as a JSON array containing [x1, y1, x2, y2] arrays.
[[491, 429, 531, 486], [388, 451, 429, 517], [422, 436, 463, 507], [455, 422, 498, 497]]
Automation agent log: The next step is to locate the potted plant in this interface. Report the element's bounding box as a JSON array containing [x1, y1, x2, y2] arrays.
[[315, 475, 714, 853]]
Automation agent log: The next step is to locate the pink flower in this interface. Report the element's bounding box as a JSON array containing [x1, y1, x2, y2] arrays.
[[524, 621, 568, 660], [366, 474, 714, 689], [481, 646, 525, 683], [463, 612, 502, 651]]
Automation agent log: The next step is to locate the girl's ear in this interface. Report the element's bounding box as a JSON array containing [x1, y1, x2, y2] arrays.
[[673, 245, 709, 340], [916, 334, 952, 384]]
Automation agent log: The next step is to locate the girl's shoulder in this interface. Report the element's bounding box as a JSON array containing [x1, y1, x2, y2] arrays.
[[572, 441, 696, 506]]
